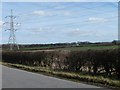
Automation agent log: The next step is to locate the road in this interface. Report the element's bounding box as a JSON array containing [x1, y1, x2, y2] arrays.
[[2, 66, 104, 88]]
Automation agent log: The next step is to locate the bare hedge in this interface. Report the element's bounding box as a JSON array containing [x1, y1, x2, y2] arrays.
[[2, 49, 120, 78]]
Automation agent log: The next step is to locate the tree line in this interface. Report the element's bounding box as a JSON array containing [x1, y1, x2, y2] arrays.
[[2, 40, 119, 49]]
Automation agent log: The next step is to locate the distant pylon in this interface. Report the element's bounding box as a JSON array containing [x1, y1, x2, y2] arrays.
[[4, 9, 20, 50]]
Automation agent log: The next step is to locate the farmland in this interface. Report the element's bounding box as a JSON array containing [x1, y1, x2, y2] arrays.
[[20, 45, 118, 51], [20, 44, 119, 51], [2, 1, 119, 88], [2, 44, 119, 52], [2, 43, 120, 88]]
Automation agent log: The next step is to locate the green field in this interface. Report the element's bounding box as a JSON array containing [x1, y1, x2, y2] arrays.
[[53, 45, 118, 51], [18, 45, 118, 51]]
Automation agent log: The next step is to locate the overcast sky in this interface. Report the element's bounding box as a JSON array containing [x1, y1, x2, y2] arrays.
[[1, 2, 118, 44]]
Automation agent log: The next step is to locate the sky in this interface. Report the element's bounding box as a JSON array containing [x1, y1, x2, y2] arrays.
[[1, 2, 118, 44], [1, 0, 120, 2]]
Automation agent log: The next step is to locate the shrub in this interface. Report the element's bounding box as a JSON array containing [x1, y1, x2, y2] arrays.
[[2, 48, 120, 78]]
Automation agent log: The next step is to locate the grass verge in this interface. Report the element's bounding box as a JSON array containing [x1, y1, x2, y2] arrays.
[[2, 62, 120, 89]]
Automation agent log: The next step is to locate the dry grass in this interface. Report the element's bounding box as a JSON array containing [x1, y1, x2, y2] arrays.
[[2, 62, 120, 89]]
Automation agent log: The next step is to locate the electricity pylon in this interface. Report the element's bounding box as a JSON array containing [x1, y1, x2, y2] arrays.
[[4, 9, 20, 50]]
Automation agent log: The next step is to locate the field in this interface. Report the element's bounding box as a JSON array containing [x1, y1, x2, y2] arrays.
[[15, 45, 119, 51]]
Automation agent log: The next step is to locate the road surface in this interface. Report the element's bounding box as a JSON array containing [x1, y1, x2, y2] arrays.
[[2, 65, 103, 88]]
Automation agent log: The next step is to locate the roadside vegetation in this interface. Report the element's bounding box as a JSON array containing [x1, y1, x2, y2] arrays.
[[2, 62, 120, 88], [2, 48, 120, 88]]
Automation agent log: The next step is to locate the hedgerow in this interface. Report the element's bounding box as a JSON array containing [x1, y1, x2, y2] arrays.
[[2, 49, 120, 78]]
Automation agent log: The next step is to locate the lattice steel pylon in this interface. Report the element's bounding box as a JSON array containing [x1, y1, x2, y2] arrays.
[[4, 9, 19, 50]]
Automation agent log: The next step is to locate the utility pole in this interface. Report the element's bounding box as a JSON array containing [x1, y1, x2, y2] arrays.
[[4, 9, 20, 50]]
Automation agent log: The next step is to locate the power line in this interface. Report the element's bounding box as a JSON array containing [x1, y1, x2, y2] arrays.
[[4, 9, 20, 50]]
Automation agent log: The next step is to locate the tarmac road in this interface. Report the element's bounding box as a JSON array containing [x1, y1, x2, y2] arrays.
[[2, 65, 105, 88]]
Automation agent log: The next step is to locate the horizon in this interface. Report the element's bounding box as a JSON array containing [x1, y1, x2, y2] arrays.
[[0, 40, 119, 45]]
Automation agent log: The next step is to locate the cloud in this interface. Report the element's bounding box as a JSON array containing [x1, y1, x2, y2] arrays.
[[65, 28, 108, 38], [0, 21, 4, 30], [26, 27, 55, 33], [56, 11, 73, 16], [33, 10, 72, 16], [88, 17, 107, 23], [55, 5, 65, 9], [63, 11, 72, 16], [0, 21, 3, 27], [66, 28, 92, 36], [33, 10, 52, 16]]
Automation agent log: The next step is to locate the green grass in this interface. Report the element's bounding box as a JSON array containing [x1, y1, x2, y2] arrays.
[[2, 62, 120, 89], [55, 45, 118, 51], [3, 45, 118, 51]]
